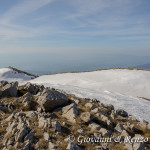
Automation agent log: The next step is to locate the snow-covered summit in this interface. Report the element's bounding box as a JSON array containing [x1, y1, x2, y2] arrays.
[[30, 69, 150, 121], [0, 67, 150, 121], [31, 69, 150, 98], [0, 67, 36, 84]]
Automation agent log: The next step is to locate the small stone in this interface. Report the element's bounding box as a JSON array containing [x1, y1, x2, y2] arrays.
[[51, 121, 61, 131], [66, 142, 82, 150], [80, 112, 91, 123], [49, 142, 57, 150], [99, 128, 111, 136], [62, 103, 78, 123], [43, 132, 50, 141], [116, 109, 128, 117], [121, 130, 129, 137], [115, 123, 125, 133], [88, 122, 101, 131]]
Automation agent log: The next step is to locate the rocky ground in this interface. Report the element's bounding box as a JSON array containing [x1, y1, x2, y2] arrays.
[[0, 81, 150, 150]]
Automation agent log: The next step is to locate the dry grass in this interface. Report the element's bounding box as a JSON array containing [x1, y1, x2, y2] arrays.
[[45, 67, 150, 75], [37, 139, 48, 149], [3, 132, 13, 141], [140, 97, 150, 102], [34, 128, 43, 139]]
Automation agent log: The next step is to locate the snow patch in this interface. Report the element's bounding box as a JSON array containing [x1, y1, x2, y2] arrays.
[[30, 69, 150, 122]]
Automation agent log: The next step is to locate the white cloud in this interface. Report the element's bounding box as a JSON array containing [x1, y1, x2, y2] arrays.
[[1, 0, 53, 24], [0, 0, 149, 45]]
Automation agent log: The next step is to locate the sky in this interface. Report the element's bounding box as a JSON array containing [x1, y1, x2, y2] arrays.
[[0, 0, 150, 74]]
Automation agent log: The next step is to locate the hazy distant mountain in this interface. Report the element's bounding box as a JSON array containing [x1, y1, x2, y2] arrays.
[[135, 63, 150, 69]]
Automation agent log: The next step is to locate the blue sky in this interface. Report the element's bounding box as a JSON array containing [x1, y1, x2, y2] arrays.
[[0, 0, 150, 74]]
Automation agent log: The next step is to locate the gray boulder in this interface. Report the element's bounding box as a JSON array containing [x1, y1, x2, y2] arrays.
[[38, 89, 68, 112], [0, 81, 8, 87], [16, 124, 30, 142], [62, 103, 78, 123], [23, 82, 44, 95], [2, 82, 18, 97]]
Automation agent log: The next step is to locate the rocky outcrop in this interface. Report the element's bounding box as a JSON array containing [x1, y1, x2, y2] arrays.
[[38, 89, 68, 112], [23, 82, 43, 95], [0, 81, 149, 150], [1, 81, 18, 97], [62, 103, 78, 123]]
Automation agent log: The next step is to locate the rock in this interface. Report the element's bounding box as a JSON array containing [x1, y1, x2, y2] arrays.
[[38, 117, 51, 128], [100, 114, 113, 129], [24, 101, 31, 108], [43, 132, 50, 141], [4, 121, 18, 141], [125, 143, 133, 150], [70, 97, 80, 104], [0, 106, 9, 113], [25, 111, 38, 118], [23, 82, 39, 95], [23, 141, 34, 150], [138, 120, 148, 129], [51, 121, 61, 131], [0, 81, 8, 87], [37, 107, 43, 113], [133, 134, 145, 150], [24, 130, 35, 142], [56, 132, 63, 137], [38, 89, 68, 112], [130, 124, 141, 133], [121, 130, 129, 137], [62, 103, 78, 123], [88, 122, 101, 131], [2, 82, 18, 97], [101, 103, 114, 110], [116, 109, 128, 117], [110, 110, 117, 119], [115, 123, 125, 133], [66, 142, 82, 150], [133, 142, 145, 150], [99, 128, 111, 136], [85, 103, 94, 109], [23, 92, 33, 101], [8, 103, 15, 111], [4, 137, 15, 147], [77, 128, 84, 134], [49, 113, 58, 119], [80, 112, 91, 123], [16, 124, 30, 142], [49, 142, 57, 150], [91, 108, 99, 113]]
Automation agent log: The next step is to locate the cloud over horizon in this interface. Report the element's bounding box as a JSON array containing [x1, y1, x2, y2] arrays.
[[0, 0, 150, 55]]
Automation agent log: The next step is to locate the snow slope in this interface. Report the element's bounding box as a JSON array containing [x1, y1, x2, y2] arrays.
[[0, 68, 34, 84], [30, 69, 150, 122], [0, 68, 150, 121]]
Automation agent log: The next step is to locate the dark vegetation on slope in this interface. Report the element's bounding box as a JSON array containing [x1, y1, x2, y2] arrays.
[[8, 66, 38, 78]]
